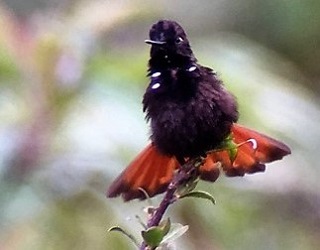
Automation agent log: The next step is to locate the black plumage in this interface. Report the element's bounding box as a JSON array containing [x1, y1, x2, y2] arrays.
[[143, 20, 238, 160], [106, 20, 291, 201]]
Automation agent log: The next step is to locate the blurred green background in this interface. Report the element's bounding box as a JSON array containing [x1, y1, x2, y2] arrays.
[[0, 1, 319, 249]]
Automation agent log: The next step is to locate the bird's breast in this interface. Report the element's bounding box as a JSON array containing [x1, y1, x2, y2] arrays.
[[150, 93, 228, 158], [144, 67, 237, 158]]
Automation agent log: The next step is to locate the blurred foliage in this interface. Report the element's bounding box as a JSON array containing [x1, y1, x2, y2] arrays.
[[0, 1, 319, 250]]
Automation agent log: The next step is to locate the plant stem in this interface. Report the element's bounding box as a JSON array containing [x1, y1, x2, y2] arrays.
[[140, 158, 201, 249]]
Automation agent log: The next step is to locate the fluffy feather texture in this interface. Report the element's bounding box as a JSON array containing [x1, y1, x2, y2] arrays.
[[107, 20, 291, 201]]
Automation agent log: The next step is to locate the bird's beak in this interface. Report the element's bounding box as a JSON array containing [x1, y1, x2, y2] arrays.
[[144, 39, 166, 45]]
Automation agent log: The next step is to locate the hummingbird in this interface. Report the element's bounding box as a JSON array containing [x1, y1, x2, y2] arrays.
[[107, 20, 291, 201]]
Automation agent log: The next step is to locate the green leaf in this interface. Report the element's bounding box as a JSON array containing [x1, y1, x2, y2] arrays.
[[142, 226, 165, 248], [227, 146, 238, 162], [159, 218, 171, 236], [161, 223, 189, 244], [217, 134, 238, 162], [179, 190, 216, 205], [108, 226, 140, 247]]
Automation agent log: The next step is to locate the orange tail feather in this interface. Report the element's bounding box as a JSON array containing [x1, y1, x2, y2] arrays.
[[202, 124, 291, 178], [107, 124, 291, 201], [107, 144, 179, 201]]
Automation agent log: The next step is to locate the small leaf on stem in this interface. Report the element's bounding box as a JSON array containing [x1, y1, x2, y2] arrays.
[[142, 226, 166, 248], [161, 223, 189, 245], [141, 218, 171, 248], [220, 135, 238, 162], [179, 190, 216, 205], [159, 218, 171, 236], [108, 226, 140, 247]]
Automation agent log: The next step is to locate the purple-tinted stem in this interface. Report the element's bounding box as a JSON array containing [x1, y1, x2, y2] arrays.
[[140, 160, 198, 250]]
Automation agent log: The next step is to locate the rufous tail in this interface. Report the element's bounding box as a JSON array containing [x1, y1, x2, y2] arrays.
[[107, 124, 291, 201]]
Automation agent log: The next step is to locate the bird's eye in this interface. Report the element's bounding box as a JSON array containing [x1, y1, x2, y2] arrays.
[[175, 36, 183, 44]]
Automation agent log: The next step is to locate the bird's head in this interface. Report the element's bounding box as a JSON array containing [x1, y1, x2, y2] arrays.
[[146, 20, 195, 66]]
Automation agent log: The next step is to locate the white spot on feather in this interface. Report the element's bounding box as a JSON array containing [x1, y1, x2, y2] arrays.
[[151, 83, 161, 89], [151, 72, 161, 77], [247, 139, 258, 150], [188, 66, 197, 72]]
